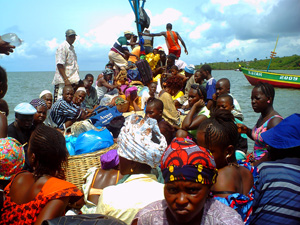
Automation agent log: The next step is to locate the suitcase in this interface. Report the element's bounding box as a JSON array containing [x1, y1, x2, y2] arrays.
[[135, 59, 153, 85]]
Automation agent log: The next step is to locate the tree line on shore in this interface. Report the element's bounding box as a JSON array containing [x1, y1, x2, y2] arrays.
[[195, 54, 300, 70]]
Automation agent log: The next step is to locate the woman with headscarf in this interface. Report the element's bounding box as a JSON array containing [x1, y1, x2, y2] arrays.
[[96, 114, 167, 225], [132, 137, 243, 225], [30, 98, 48, 127], [0, 137, 24, 212]]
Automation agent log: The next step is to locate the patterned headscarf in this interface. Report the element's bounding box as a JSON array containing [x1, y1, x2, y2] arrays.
[[161, 137, 218, 185], [0, 137, 25, 180], [30, 98, 47, 109], [117, 114, 167, 168]]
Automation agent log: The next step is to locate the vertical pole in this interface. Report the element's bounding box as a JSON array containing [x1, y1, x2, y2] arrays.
[[267, 35, 279, 72]]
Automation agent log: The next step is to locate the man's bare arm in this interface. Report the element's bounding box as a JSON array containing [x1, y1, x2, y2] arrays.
[[176, 32, 188, 55], [57, 64, 71, 86]]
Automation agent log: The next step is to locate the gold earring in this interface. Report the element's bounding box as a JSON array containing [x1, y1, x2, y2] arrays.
[[130, 168, 133, 173]]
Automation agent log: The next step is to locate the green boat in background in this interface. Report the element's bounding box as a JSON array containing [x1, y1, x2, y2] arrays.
[[241, 67, 300, 89], [241, 36, 300, 89]]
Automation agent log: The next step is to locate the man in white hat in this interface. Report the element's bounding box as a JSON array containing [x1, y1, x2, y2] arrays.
[[52, 29, 80, 102], [7, 103, 37, 171], [108, 31, 139, 74]]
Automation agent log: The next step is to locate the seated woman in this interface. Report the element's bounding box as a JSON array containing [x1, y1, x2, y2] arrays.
[[0, 137, 24, 214], [72, 87, 87, 108], [30, 99, 48, 127], [39, 90, 54, 127], [133, 137, 243, 225], [177, 84, 209, 140], [96, 115, 167, 225], [197, 110, 254, 223], [1, 124, 83, 224], [124, 86, 142, 112], [81, 149, 124, 214], [237, 82, 283, 164], [158, 75, 183, 127]]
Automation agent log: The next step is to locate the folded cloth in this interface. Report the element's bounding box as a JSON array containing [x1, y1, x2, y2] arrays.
[[117, 114, 167, 168]]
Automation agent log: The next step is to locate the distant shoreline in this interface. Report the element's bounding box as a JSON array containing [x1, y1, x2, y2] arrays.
[[195, 54, 300, 71]]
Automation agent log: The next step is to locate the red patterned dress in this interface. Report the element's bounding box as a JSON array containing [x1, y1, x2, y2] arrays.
[[1, 176, 82, 224]]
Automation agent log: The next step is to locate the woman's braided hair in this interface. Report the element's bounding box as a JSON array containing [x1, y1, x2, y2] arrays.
[[254, 82, 275, 102], [29, 124, 69, 180], [198, 109, 238, 150]]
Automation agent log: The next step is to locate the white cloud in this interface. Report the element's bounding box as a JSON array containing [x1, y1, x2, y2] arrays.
[[211, 43, 222, 49], [181, 17, 195, 25], [45, 38, 59, 51], [85, 13, 136, 46], [242, 0, 280, 14], [211, 0, 240, 12], [226, 39, 241, 49], [189, 23, 211, 39], [149, 8, 182, 28], [14, 43, 36, 59]]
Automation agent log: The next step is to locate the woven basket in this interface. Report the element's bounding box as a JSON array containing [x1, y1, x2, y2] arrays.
[[65, 143, 118, 189]]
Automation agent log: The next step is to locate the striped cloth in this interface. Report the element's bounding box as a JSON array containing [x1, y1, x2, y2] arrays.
[[50, 99, 81, 129], [249, 158, 300, 225]]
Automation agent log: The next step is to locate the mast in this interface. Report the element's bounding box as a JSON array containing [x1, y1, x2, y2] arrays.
[[128, 0, 146, 59], [267, 35, 279, 72]]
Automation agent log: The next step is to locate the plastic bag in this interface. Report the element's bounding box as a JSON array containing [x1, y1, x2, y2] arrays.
[[65, 135, 77, 156], [74, 128, 114, 155]]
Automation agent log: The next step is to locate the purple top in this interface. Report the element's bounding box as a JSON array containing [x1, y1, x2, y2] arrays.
[[134, 198, 244, 225]]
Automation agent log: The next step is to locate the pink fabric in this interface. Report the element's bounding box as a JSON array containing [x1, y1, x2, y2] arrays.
[[125, 86, 138, 97]]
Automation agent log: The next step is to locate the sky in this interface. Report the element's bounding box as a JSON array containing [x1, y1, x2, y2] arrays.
[[1, 0, 300, 72]]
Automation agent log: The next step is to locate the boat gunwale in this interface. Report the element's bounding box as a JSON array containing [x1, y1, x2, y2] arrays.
[[241, 67, 300, 77]]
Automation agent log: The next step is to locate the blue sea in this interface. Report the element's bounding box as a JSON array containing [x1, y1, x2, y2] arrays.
[[4, 70, 300, 150]]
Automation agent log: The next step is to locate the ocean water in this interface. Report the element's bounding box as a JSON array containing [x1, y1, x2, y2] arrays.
[[4, 70, 300, 150]]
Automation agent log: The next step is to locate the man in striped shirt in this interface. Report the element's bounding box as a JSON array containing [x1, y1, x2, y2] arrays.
[[50, 86, 85, 129], [249, 113, 300, 225]]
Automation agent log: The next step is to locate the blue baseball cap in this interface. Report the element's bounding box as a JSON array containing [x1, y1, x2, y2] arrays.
[[261, 113, 300, 149], [14, 103, 37, 115]]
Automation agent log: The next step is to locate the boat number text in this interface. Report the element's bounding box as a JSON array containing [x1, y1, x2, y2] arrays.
[[248, 71, 262, 76], [279, 76, 298, 81]]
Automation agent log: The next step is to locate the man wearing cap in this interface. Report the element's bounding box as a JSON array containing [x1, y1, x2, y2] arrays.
[[96, 69, 119, 103], [176, 64, 196, 106], [249, 113, 300, 225], [108, 31, 139, 73], [52, 29, 80, 102], [7, 103, 37, 171], [141, 23, 188, 58]]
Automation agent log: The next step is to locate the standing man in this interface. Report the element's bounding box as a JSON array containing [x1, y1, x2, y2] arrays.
[[52, 29, 80, 102], [142, 23, 188, 58]]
